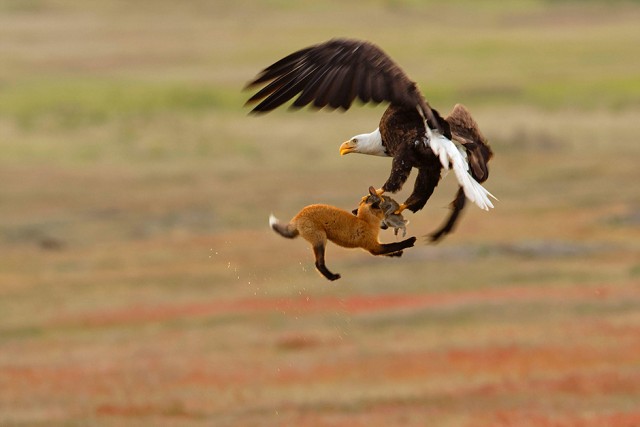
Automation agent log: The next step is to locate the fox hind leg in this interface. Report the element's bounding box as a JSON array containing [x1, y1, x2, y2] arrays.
[[312, 243, 341, 281], [298, 225, 340, 281]]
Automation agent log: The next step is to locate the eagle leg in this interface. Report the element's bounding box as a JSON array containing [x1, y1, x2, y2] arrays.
[[382, 154, 413, 194], [403, 168, 440, 213]]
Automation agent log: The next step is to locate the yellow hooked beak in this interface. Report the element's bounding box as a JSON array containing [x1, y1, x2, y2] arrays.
[[339, 140, 356, 156]]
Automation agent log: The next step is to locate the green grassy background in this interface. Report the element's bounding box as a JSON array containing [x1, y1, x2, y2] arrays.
[[1, 1, 639, 426]]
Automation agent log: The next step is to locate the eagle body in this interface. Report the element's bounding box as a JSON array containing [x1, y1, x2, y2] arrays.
[[245, 38, 495, 241], [378, 105, 443, 213], [380, 105, 425, 157]]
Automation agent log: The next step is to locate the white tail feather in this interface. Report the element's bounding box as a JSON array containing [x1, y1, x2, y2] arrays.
[[426, 128, 497, 211]]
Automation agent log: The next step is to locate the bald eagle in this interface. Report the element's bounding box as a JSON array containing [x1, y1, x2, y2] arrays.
[[245, 38, 495, 241]]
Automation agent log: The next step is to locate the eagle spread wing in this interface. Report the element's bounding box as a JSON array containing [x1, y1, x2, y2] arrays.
[[245, 38, 494, 214], [245, 38, 446, 135]]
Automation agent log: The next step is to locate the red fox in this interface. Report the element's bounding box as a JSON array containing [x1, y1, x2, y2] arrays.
[[269, 187, 417, 281]]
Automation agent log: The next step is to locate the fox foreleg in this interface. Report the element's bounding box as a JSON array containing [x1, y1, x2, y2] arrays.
[[369, 236, 417, 256]]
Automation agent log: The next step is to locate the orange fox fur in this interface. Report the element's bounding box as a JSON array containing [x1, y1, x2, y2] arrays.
[[269, 187, 416, 281]]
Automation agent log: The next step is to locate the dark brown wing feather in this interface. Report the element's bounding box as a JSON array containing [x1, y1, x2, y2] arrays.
[[429, 105, 493, 242], [244, 38, 444, 133], [446, 104, 493, 181]]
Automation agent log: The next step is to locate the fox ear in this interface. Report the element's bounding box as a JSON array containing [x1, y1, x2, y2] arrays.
[[368, 186, 376, 196]]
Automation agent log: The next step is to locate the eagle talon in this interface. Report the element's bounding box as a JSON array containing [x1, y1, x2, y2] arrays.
[[394, 204, 407, 215], [375, 188, 385, 196]]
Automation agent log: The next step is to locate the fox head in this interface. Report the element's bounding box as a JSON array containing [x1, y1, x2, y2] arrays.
[[357, 186, 386, 220]]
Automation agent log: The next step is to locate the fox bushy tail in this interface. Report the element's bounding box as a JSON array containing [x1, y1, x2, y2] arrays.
[[269, 214, 299, 239]]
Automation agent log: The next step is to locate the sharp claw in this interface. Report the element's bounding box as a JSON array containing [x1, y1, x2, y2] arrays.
[[394, 204, 407, 215], [375, 188, 385, 196]]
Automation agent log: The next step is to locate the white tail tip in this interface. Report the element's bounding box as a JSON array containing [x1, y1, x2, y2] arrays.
[[269, 214, 278, 228]]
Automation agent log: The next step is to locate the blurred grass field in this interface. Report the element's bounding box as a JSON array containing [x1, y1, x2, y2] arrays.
[[1, 1, 640, 426]]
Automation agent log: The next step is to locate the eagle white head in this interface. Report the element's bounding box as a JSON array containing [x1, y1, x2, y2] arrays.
[[339, 128, 388, 157]]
